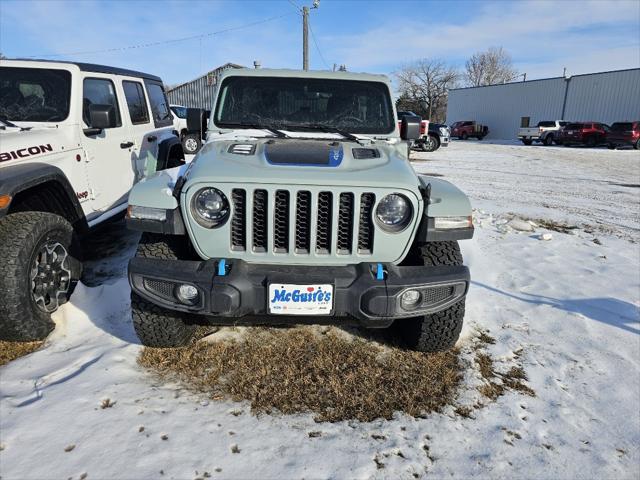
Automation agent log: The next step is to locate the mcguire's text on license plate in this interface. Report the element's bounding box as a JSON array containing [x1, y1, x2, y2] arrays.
[[268, 284, 333, 315]]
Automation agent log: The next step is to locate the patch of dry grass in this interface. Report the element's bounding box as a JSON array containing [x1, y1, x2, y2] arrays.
[[0, 340, 43, 366], [531, 218, 579, 234], [139, 327, 463, 422], [475, 350, 535, 400]]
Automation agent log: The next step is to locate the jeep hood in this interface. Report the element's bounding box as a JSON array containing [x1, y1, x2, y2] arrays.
[[183, 138, 419, 190], [0, 126, 76, 163]]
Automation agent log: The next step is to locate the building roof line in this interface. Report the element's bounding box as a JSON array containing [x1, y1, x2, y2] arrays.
[[449, 67, 640, 92], [167, 63, 244, 91]]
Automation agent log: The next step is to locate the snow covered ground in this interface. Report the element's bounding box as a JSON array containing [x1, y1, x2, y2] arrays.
[[1, 142, 639, 479]]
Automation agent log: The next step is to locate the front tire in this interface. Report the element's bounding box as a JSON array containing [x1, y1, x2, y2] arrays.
[[182, 133, 201, 155], [0, 212, 80, 341], [394, 241, 466, 352], [131, 233, 197, 347], [131, 293, 196, 347], [421, 134, 439, 152]]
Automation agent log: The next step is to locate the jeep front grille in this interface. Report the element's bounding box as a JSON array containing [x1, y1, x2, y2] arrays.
[[230, 188, 376, 256]]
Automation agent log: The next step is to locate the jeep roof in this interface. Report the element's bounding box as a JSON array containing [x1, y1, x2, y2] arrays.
[[4, 58, 163, 82]]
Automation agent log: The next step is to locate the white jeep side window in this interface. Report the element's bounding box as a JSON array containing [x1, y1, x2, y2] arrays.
[[83, 78, 122, 128], [122, 81, 150, 125]]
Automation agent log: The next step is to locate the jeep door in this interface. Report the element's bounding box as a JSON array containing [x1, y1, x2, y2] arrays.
[[139, 80, 174, 174], [81, 75, 136, 212], [120, 78, 157, 182]]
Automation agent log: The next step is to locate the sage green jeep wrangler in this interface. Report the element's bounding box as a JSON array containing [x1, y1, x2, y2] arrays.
[[126, 68, 473, 352]]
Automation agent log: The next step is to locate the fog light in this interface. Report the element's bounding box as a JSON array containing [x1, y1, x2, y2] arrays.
[[175, 284, 199, 305], [401, 289, 421, 310]]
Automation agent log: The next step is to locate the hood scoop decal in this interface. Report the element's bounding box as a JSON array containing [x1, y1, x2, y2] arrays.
[[228, 143, 256, 155], [352, 147, 380, 159], [264, 140, 343, 167]]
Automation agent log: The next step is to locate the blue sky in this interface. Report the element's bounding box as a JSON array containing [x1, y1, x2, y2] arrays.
[[1, 0, 639, 86]]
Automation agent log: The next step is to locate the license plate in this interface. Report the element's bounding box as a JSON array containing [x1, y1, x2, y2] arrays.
[[268, 283, 333, 315]]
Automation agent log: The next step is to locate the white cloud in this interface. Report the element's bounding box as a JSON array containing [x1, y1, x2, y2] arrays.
[[326, 0, 640, 78]]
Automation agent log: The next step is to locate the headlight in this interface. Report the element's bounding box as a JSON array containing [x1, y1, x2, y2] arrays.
[[375, 193, 412, 232], [439, 127, 448, 136], [190, 187, 230, 228], [434, 216, 473, 230]]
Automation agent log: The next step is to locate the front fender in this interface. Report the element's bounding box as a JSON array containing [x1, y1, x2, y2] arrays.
[[0, 163, 86, 228], [156, 136, 184, 171], [417, 175, 473, 242], [419, 175, 472, 217], [126, 167, 188, 234]]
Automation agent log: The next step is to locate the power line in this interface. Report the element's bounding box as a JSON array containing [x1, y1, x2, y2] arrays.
[[287, 0, 302, 12], [308, 22, 330, 70], [22, 12, 296, 59]]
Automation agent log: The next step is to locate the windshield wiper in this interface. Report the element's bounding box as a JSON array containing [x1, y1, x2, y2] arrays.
[[283, 124, 363, 144], [0, 116, 19, 128], [225, 122, 288, 138]]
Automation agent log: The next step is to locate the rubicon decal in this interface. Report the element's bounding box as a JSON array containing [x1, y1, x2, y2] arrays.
[[0, 144, 53, 162]]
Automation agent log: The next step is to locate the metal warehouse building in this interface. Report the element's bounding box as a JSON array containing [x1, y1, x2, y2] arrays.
[[446, 68, 640, 140], [167, 63, 243, 109]]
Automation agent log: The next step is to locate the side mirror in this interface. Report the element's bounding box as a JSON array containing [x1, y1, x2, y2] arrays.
[[88, 104, 117, 129], [187, 108, 204, 132], [400, 115, 421, 141]]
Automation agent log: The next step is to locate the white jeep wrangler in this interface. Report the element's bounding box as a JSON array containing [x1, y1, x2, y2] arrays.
[[0, 59, 184, 341]]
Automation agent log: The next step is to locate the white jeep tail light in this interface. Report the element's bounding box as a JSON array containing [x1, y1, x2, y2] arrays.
[[434, 216, 472, 230]]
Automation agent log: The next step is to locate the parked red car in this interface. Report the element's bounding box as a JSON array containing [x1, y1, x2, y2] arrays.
[[450, 121, 488, 140], [607, 121, 640, 150], [558, 122, 609, 147]]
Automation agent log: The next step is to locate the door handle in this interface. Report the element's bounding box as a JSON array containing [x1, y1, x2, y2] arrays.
[[120, 141, 134, 149], [147, 135, 157, 142]]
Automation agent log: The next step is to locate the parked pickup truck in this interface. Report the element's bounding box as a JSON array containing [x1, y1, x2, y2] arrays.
[[126, 68, 474, 353], [450, 121, 488, 140], [518, 120, 568, 146], [397, 111, 449, 152], [607, 121, 640, 150]]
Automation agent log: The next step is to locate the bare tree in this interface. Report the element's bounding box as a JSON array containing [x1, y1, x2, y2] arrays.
[[395, 58, 459, 122], [464, 47, 518, 87]]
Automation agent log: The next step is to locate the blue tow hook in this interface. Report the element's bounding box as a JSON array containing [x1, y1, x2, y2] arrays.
[[217, 259, 227, 277], [375, 263, 385, 280]]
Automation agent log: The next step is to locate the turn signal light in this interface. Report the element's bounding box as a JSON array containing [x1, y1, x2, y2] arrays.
[[0, 194, 11, 209]]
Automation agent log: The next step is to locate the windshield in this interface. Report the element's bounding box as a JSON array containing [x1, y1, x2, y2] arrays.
[[214, 76, 395, 135], [566, 123, 585, 130], [537, 121, 555, 127], [171, 106, 187, 119], [397, 110, 416, 119], [611, 122, 633, 131], [0, 67, 71, 122]]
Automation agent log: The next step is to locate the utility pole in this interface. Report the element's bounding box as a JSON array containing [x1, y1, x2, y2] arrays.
[[302, 6, 309, 71], [301, 1, 319, 71]]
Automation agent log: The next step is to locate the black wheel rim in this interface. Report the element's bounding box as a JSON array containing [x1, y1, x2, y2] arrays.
[[30, 241, 71, 313]]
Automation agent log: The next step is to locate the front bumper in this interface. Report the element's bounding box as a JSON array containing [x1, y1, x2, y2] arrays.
[[129, 258, 469, 328]]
